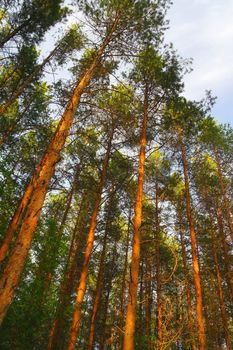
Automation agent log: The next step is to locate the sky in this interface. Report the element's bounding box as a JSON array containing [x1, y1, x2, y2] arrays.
[[42, 0, 233, 126], [165, 0, 233, 125]]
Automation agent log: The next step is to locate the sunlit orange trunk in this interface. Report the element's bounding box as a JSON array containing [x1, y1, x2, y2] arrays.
[[87, 192, 114, 350], [48, 192, 89, 350], [216, 205, 233, 304], [214, 149, 233, 244], [0, 17, 119, 325], [177, 208, 197, 350], [0, 136, 53, 262], [155, 181, 162, 350], [179, 132, 206, 350], [0, 15, 119, 267], [0, 178, 34, 263], [67, 131, 113, 350], [206, 204, 231, 350], [123, 86, 148, 350]]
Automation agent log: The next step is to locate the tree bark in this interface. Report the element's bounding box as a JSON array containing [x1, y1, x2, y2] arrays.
[[87, 191, 114, 350], [123, 85, 148, 350], [0, 43, 60, 115], [177, 208, 197, 350], [0, 19, 30, 48], [206, 205, 232, 350], [179, 132, 206, 350], [145, 251, 152, 349], [138, 260, 144, 341], [214, 149, 233, 244], [155, 181, 163, 350], [216, 205, 233, 304], [67, 130, 113, 350], [0, 16, 119, 325], [101, 235, 118, 349], [119, 206, 131, 348], [48, 192, 89, 350], [0, 177, 33, 264]]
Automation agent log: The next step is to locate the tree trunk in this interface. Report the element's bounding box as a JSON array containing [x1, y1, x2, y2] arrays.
[[216, 205, 233, 304], [0, 177, 33, 264], [138, 261, 144, 341], [48, 191, 89, 350], [0, 16, 119, 325], [214, 149, 233, 243], [67, 130, 113, 350], [0, 19, 30, 47], [87, 189, 115, 350], [177, 208, 197, 350], [35, 174, 78, 309], [56, 165, 80, 238], [179, 132, 206, 350], [0, 43, 60, 115], [123, 85, 148, 350], [86, 236, 106, 350], [207, 205, 231, 350], [100, 284, 111, 349], [0, 93, 36, 146], [145, 251, 152, 349], [155, 181, 163, 350], [100, 237, 118, 349], [119, 206, 131, 348]]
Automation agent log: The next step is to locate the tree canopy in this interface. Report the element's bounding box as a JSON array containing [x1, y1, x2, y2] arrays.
[[0, 1, 232, 349]]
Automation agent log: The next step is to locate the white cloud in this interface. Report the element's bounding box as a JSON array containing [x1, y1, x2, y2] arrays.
[[165, 0, 233, 105]]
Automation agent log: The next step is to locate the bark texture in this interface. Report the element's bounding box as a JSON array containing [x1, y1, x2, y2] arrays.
[[0, 17, 119, 324], [67, 130, 113, 350], [179, 133, 206, 350], [177, 208, 197, 350], [123, 86, 148, 350]]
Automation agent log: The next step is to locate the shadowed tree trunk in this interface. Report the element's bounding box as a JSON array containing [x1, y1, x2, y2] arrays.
[[0, 43, 60, 115], [119, 206, 131, 348], [0, 19, 30, 48], [48, 191, 89, 350], [214, 149, 233, 243], [67, 129, 114, 350], [155, 180, 163, 350], [87, 189, 115, 350], [100, 237, 118, 349], [145, 250, 152, 349], [206, 204, 231, 350], [216, 205, 233, 304], [179, 131, 206, 350], [177, 208, 197, 350]]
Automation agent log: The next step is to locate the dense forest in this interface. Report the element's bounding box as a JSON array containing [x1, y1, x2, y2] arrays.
[[0, 1, 232, 349]]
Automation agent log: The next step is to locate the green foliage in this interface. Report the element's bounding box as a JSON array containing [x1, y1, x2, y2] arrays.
[[0, 1, 232, 349], [54, 24, 85, 65]]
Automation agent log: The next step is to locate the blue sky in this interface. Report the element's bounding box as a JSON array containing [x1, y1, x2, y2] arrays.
[[42, 0, 233, 126], [165, 0, 233, 125]]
